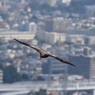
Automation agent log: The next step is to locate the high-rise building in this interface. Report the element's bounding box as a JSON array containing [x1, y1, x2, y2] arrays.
[[42, 58, 66, 74], [45, 17, 67, 33], [68, 47, 95, 79], [84, 36, 95, 46]]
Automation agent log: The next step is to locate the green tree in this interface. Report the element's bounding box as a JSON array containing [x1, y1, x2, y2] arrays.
[[3, 65, 21, 83]]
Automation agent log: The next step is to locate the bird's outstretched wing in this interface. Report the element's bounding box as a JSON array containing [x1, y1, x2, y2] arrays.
[[14, 38, 45, 53], [49, 54, 76, 67]]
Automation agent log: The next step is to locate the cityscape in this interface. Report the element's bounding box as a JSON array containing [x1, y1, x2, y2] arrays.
[[0, 0, 94, 95]]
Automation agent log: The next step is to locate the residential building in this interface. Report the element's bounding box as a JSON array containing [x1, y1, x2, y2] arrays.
[[18, 20, 29, 31], [68, 47, 95, 79], [36, 31, 66, 44], [42, 58, 66, 74], [66, 35, 85, 45], [29, 22, 37, 32], [0, 31, 36, 40], [84, 36, 95, 45], [69, 29, 95, 36], [45, 17, 67, 33]]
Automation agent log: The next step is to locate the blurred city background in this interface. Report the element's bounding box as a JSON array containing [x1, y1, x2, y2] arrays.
[[0, 0, 95, 95]]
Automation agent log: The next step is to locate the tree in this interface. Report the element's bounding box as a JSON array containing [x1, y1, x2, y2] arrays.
[[41, 3, 52, 12], [21, 73, 29, 81], [29, 1, 40, 11], [3, 65, 21, 83]]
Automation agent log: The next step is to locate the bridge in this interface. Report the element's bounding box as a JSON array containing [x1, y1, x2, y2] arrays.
[[1, 81, 95, 95]]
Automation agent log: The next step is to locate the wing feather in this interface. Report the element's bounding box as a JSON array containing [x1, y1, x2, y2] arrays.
[[49, 54, 76, 67], [14, 38, 76, 67], [14, 38, 45, 53]]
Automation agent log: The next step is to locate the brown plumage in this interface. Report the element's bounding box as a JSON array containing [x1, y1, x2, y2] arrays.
[[14, 38, 76, 67]]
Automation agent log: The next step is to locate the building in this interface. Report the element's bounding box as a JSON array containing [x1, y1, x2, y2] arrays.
[[18, 20, 29, 31], [0, 70, 3, 83], [84, 36, 95, 45], [45, 17, 67, 33], [0, 31, 36, 40], [62, 0, 71, 6], [69, 29, 95, 36], [36, 31, 66, 44], [0, 1, 3, 8], [68, 47, 95, 79], [29, 22, 37, 32], [85, 5, 95, 16], [46, 0, 57, 7], [66, 35, 85, 45], [42, 58, 66, 74], [18, 20, 37, 32]]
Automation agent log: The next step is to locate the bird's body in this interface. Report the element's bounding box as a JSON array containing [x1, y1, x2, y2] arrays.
[[40, 54, 50, 58], [14, 38, 76, 67]]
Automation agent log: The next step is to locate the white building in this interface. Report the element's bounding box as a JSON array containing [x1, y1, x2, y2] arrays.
[[62, 0, 71, 6], [0, 31, 36, 41], [36, 31, 66, 44], [66, 35, 85, 45], [29, 22, 37, 32]]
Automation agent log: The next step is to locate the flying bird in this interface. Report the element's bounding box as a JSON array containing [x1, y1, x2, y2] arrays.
[[14, 38, 76, 67]]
